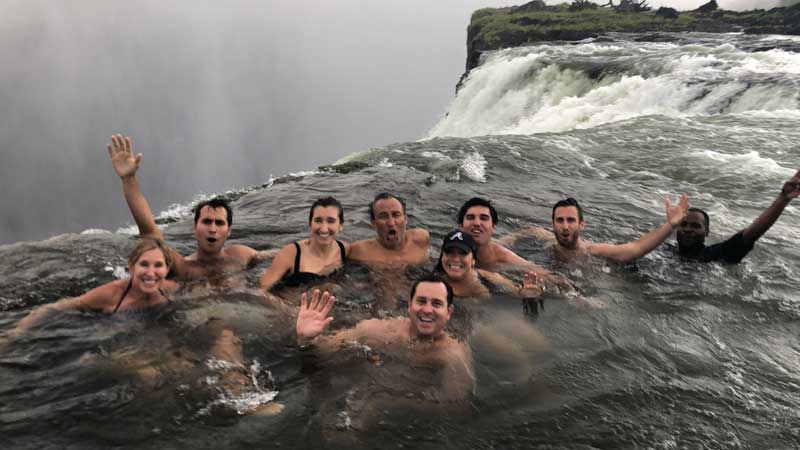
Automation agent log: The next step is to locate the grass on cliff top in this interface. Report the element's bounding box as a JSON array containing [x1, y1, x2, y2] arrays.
[[471, 4, 701, 48]]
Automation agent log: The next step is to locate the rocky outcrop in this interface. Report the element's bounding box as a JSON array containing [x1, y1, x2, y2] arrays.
[[466, 3, 800, 72]]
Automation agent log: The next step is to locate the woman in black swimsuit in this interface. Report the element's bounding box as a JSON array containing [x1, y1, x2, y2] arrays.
[[434, 230, 544, 301], [260, 197, 350, 292], [3, 237, 178, 341]]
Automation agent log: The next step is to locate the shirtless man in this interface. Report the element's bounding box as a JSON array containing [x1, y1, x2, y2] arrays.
[[518, 195, 689, 263], [348, 193, 430, 267], [108, 134, 268, 281], [295, 276, 474, 403], [109, 135, 277, 393], [458, 197, 548, 272], [675, 169, 800, 263]]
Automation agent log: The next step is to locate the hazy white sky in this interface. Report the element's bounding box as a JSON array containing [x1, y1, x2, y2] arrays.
[[0, 0, 793, 242]]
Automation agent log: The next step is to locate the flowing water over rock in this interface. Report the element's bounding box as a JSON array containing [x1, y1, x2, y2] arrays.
[[1, 32, 799, 449]]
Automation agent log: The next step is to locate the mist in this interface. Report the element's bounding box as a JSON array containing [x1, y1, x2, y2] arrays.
[[0, 0, 513, 244], [1, 0, 795, 244]]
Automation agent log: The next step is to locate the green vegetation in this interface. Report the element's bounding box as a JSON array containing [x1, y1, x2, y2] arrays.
[[465, 1, 800, 70]]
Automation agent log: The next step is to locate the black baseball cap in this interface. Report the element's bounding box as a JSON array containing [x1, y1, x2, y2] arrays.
[[442, 230, 477, 255]]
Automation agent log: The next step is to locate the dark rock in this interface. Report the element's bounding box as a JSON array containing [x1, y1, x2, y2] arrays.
[[318, 161, 370, 175], [694, 0, 718, 14], [655, 7, 679, 19], [512, 0, 548, 13]]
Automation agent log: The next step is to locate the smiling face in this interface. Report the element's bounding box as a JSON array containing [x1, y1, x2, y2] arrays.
[[407, 281, 453, 339], [460, 205, 496, 246], [130, 248, 169, 295], [310, 205, 343, 245], [372, 197, 407, 250], [194, 205, 232, 254], [440, 247, 475, 281], [552, 205, 585, 249]]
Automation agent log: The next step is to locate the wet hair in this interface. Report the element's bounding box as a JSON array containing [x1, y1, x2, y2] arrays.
[[194, 197, 233, 226], [688, 207, 710, 232], [552, 197, 584, 222], [457, 197, 498, 226], [309, 197, 344, 225], [409, 274, 454, 307], [368, 192, 407, 220], [127, 237, 173, 270]]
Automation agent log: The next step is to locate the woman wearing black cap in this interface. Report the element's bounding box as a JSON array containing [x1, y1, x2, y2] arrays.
[[434, 230, 544, 301]]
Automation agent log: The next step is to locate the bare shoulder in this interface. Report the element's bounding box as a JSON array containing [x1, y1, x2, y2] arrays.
[[226, 244, 258, 262], [349, 238, 376, 257], [160, 279, 180, 294], [408, 228, 430, 246], [353, 317, 407, 339], [76, 279, 129, 310]]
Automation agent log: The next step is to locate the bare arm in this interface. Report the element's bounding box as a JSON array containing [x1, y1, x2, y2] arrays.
[[108, 135, 162, 240], [259, 244, 296, 292], [497, 225, 555, 247], [252, 248, 280, 265], [477, 270, 544, 299], [5, 282, 120, 340], [440, 343, 475, 403], [588, 194, 689, 263], [741, 169, 800, 244], [494, 245, 573, 290]]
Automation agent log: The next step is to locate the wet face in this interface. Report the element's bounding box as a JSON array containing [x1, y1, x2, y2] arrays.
[[677, 210, 707, 250], [310, 206, 343, 246], [440, 247, 475, 281], [194, 206, 232, 254], [372, 198, 407, 250], [130, 248, 169, 294], [552, 205, 584, 249], [460, 205, 496, 246], [408, 281, 452, 338]]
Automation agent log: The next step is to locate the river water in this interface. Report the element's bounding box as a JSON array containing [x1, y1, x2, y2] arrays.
[[1, 32, 799, 449]]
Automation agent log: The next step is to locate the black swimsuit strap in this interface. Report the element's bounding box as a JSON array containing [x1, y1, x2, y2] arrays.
[[158, 288, 173, 304], [113, 279, 134, 314], [113, 279, 172, 314], [292, 241, 302, 274], [336, 240, 346, 264]]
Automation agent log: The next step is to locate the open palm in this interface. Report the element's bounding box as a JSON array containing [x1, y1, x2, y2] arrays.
[[107, 134, 141, 179], [296, 289, 335, 341], [666, 193, 690, 227]]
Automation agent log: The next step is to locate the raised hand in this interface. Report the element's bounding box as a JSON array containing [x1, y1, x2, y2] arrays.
[[780, 169, 800, 201], [107, 134, 141, 179], [519, 271, 544, 298], [665, 193, 690, 227], [296, 289, 335, 343]]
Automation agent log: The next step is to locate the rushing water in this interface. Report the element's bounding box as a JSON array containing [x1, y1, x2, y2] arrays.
[[2, 32, 800, 449]]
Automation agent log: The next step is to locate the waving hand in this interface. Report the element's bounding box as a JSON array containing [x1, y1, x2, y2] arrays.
[[107, 134, 141, 179], [296, 289, 336, 344]]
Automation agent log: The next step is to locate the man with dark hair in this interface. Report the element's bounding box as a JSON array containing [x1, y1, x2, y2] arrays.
[[516, 194, 690, 263], [295, 276, 472, 400], [676, 170, 800, 263], [458, 197, 552, 274], [349, 192, 431, 266], [108, 134, 268, 281]]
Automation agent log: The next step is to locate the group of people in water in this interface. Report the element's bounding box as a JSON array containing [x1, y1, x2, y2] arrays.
[[2, 134, 799, 414]]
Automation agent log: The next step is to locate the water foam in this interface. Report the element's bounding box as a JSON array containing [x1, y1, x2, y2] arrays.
[[459, 151, 488, 182], [427, 37, 800, 138]]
